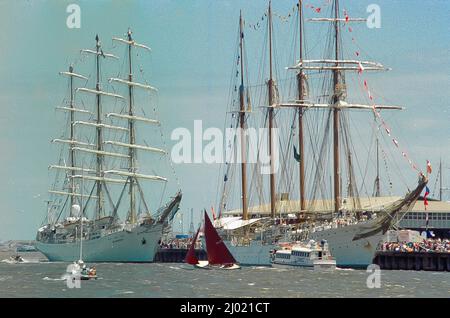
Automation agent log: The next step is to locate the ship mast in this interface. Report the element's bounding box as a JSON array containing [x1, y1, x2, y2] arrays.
[[297, 0, 306, 212], [239, 12, 249, 221], [95, 35, 105, 219], [268, 1, 276, 219], [283, 0, 406, 214], [126, 29, 137, 224], [68, 65, 77, 211], [55, 66, 88, 214], [109, 29, 167, 223], [332, 0, 341, 213], [79, 165, 84, 262]]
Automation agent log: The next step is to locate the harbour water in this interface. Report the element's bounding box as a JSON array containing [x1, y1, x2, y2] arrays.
[[0, 261, 448, 298]]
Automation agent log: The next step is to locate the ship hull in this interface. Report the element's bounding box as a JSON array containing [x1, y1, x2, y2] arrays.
[[223, 241, 276, 266], [309, 219, 384, 268], [271, 263, 313, 269], [36, 223, 163, 263], [221, 219, 383, 267]]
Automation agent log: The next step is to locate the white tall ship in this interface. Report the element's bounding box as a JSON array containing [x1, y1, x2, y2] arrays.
[[214, 1, 426, 267], [36, 30, 182, 262]]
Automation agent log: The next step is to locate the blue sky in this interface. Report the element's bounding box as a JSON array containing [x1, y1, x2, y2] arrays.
[[0, 0, 449, 240]]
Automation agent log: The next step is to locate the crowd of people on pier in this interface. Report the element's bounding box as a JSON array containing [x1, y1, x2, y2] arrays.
[[380, 238, 450, 253], [159, 237, 202, 250]]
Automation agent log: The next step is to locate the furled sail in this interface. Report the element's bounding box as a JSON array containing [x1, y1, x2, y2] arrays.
[[103, 170, 167, 182], [108, 78, 157, 92], [103, 141, 166, 154], [106, 113, 160, 125], [73, 121, 129, 132], [76, 87, 124, 99]]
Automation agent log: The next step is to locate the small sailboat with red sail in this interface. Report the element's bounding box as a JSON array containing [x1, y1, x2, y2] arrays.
[[184, 210, 240, 270], [183, 227, 209, 269], [202, 210, 240, 269]]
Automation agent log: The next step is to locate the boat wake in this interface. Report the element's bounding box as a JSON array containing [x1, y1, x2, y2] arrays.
[[1, 258, 33, 264], [43, 276, 67, 281]]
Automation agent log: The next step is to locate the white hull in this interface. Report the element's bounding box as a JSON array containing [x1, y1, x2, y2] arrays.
[[309, 219, 384, 268], [36, 223, 163, 262], [222, 219, 383, 267], [314, 260, 337, 271], [271, 262, 313, 269], [195, 261, 240, 270], [223, 241, 276, 266]]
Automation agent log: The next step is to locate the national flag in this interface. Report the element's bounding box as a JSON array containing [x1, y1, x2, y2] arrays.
[[426, 160, 432, 174], [424, 186, 430, 211], [293, 145, 301, 163]]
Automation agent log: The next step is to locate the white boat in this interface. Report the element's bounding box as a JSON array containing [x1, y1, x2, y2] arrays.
[[35, 29, 182, 262], [271, 240, 336, 270]]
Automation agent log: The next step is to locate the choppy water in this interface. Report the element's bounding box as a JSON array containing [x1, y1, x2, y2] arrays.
[[0, 260, 449, 298]]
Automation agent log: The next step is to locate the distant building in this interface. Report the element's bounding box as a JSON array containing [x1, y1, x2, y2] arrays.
[[399, 199, 450, 238]]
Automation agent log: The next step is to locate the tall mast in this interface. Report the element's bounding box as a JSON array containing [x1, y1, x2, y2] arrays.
[[108, 31, 160, 222], [332, 0, 341, 213], [95, 34, 104, 219], [297, 0, 306, 212], [69, 65, 76, 211], [79, 165, 84, 262], [268, 1, 276, 218], [127, 29, 137, 224], [239, 12, 249, 221]]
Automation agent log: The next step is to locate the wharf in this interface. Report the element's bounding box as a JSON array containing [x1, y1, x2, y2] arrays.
[[154, 248, 207, 263], [373, 251, 450, 271]]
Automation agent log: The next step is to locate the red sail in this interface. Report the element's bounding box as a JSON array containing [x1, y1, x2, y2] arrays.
[[184, 227, 200, 265], [204, 210, 237, 265]]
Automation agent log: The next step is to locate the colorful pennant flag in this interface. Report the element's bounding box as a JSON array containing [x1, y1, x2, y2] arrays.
[[426, 160, 432, 174]]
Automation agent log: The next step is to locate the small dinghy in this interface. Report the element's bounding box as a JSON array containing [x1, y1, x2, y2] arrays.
[[68, 260, 97, 280]]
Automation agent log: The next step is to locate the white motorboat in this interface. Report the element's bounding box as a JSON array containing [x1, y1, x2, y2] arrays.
[[271, 240, 336, 270]]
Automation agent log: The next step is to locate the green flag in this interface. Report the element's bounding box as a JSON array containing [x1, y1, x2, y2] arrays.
[[293, 145, 301, 163]]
